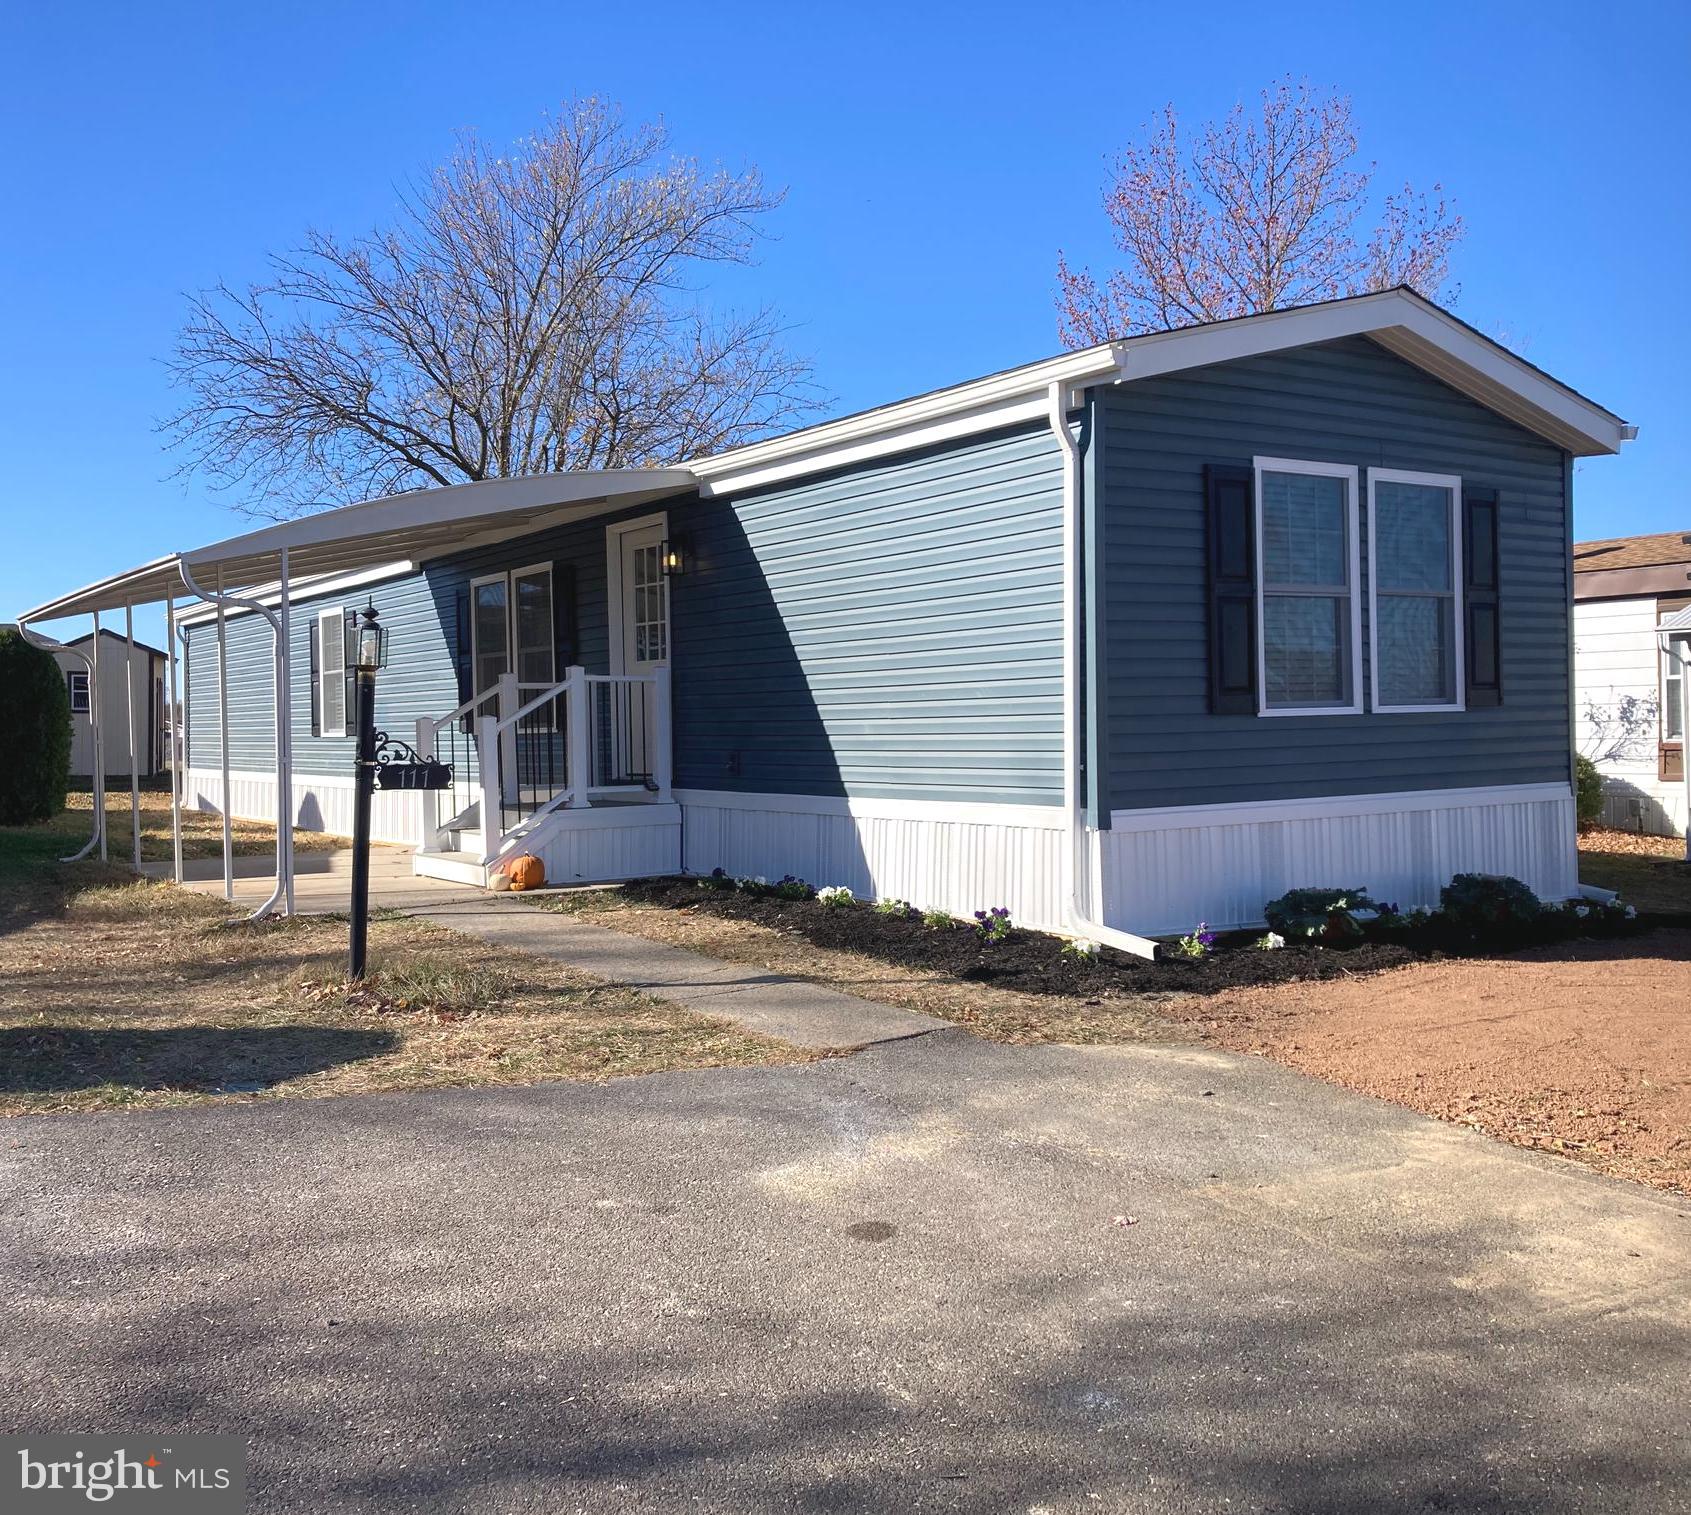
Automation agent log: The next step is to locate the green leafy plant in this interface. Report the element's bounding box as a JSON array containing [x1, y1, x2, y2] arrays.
[[1574, 754, 1604, 828], [1438, 873, 1542, 934], [1263, 886, 1379, 942], [817, 885, 855, 908], [0, 628, 72, 825], [1173, 922, 1216, 958], [1060, 936, 1101, 961], [973, 907, 1013, 943], [771, 875, 815, 901], [922, 907, 955, 929], [874, 896, 916, 918], [1255, 931, 1285, 950]]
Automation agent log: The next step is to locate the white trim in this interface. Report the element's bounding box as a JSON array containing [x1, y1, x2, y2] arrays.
[[317, 606, 348, 738], [1252, 456, 1364, 717], [605, 510, 670, 677], [1366, 467, 1465, 713], [469, 571, 510, 704], [1109, 780, 1574, 831], [177, 562, 415, 628], [673, 786, 1068, 829]]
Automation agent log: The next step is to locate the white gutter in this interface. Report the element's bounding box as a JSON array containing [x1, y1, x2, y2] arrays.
[[1046, 381, 1160, 961]]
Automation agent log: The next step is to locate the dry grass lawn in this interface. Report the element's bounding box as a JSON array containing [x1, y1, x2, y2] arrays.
[[62, 785, 346, 861], [1578, 825, 1691, 914], [0, 806, 806, 1117]]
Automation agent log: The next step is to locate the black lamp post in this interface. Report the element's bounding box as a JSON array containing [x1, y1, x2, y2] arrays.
[[348, 601, 386, 980]]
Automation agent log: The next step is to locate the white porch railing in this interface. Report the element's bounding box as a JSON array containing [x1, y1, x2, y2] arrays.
[[415, 665, 671, 861]]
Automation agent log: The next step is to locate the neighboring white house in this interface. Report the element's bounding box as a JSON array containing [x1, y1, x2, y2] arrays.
[[1573, 529, 1691, 836], [52, 629, 171, 779]]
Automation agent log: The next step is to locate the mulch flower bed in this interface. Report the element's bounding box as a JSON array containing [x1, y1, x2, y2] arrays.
[[611, 876, 1655, 1001]]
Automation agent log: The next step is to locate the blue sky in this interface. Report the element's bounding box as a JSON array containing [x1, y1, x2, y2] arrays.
[[3, 0, 1687, 647]]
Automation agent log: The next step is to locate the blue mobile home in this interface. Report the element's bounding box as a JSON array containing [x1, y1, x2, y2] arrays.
[[25, 289, 1634, 945]]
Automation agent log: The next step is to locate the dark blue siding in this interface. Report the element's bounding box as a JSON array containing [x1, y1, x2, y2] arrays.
[[672, 425, 1065, 804], [1093, 335, 1573, 811]]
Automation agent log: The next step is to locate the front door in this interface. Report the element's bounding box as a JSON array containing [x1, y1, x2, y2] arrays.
[[611, 520, 669, 782]]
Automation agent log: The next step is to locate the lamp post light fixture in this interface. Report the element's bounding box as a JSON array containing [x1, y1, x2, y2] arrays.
[[348, 601, 384, 980]]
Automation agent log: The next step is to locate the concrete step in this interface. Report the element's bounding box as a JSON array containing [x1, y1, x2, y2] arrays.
[[412, 849, 489, 887], [446, 828, 486, 854]]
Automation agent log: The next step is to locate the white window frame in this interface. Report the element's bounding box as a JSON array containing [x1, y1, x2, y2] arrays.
[[1366, 467, 1466, 714], [1664, 630, 1690, 744], [67, 669, 90, 715], [508, 561, 556, 691], [469, 571, 512, 704], [317, 606, 349, 738], [1252, 456, 1363, 717]]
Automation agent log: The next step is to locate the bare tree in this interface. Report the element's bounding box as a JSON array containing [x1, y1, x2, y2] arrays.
[[1056, 79, 1463, 345], [167, 99, 820, 517]]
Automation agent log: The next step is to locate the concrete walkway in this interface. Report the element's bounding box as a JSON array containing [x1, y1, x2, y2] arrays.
[[154, 847, 947, 1050]]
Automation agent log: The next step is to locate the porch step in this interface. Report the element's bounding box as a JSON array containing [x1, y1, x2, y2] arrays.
[[412, 849, 489, 888]]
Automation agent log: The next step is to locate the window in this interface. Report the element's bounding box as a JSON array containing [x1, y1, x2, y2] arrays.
[[317, 608, 349, 737], [472, 565, 554, 699], [1665, 632, 1689, 742], [1253, 457, 1362, 714], [67, 670, 90, 714], [1368, 469, 1463, 711], [511, 565, 556, 687]]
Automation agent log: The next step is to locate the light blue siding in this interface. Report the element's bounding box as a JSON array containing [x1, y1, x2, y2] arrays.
[[1092, 334, 1573, 812], [671, 425, 1066, 805]]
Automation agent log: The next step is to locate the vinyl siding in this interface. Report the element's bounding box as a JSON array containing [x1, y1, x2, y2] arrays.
[[672, 425, 1064, 804], [1094, 334, 1574, 811], [183, 503, 653, 778]]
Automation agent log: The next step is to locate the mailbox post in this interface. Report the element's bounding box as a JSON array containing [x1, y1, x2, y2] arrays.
[[348, 603, 387, 980]]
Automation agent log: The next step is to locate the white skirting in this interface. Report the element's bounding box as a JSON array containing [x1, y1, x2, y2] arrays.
[[1098, 782, 1579, 935], [677, 789, 1071, 929], [183, 767, 425, 847], [518, 804, 682, 885]]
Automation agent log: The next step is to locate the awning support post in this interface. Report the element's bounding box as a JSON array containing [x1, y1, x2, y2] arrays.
[[91, 610, 107, 861], [216, 564, 234, 902], [277, 546, 295, 915], [125, 602, 141, 872], [165, 594, 184, 885], [178, 559, 291, 920]]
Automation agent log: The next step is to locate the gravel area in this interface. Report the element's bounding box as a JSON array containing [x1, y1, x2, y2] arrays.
[[1161, 929, 1691, 1194]]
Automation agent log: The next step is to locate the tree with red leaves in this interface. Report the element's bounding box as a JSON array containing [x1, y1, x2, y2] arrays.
[[1056, 79, 1463, 345]]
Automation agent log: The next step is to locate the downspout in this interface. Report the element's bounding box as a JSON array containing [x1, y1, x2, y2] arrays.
[[1046, 380, 1160, 961], [15, 619, 101, 862], [178, 559, 293, 920]]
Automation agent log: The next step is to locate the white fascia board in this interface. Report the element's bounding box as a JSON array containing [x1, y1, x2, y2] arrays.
[[691, 348, 1120, 496], [1107, 289, 1630, 457]]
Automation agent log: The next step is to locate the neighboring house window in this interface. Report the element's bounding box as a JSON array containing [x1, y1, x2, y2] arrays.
[[1665, 633, 1688, 741], [1253, 457, 1362, 714], [67, 670, 90, 714], [1367, 468, 1464, 711]]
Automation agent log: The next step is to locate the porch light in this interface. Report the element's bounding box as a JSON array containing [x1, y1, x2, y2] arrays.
[[355, 600, 387, 670], [661, 536, 689, 577]]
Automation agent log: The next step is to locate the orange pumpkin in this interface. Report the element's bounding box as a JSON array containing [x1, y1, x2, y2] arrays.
[[506, 854, 545, 892]]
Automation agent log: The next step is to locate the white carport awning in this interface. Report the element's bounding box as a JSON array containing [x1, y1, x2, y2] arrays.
[[19, 468, 698, 624]]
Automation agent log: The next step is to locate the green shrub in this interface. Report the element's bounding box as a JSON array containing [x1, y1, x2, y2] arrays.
[[0, 628, 71, 825], [1574, 754, 1604, 828], [1438, 873, 1542, 934], [1262, 886, 1379, 942]]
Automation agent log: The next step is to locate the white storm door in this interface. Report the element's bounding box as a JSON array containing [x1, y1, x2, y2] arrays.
[[611, 521, 669, 783]]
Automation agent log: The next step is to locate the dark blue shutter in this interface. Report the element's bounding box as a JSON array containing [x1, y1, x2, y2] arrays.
[[308, 620, 321, 737], [1205, 463, 1257, 714], [1463, 487, 1502, 707], [552, 562, 578, 669]]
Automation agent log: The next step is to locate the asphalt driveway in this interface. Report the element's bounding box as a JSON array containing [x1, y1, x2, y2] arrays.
[[5, 1028, 1689, 1513]]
